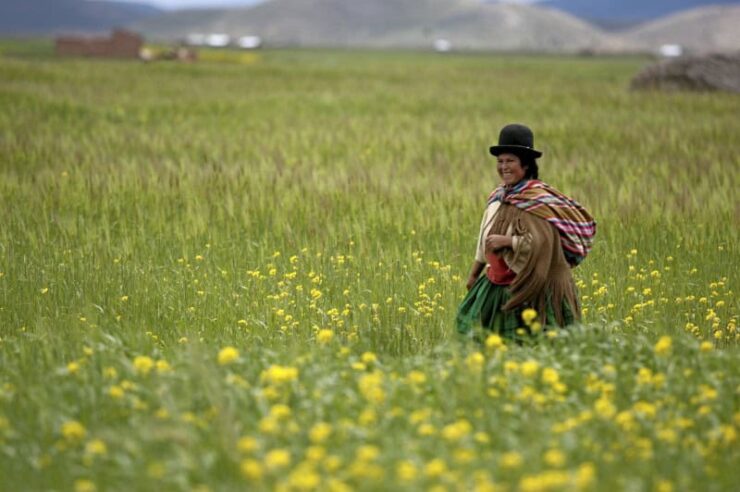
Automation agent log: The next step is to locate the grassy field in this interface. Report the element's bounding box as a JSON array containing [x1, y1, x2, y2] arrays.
[[0, 41, 738, 491]]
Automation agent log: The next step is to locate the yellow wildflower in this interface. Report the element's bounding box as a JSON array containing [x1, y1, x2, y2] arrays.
[[85, 439, 108, 456], [317, 329, 334, 344], [237, 436, 258, 453], [61, 420, 86, 441], [485, 334, 505, 350], [501, 451, 523, 469], [240, 459, 263, 481], [654, 336, 672, 356], [543, 449, 566, 467], [465, 351, 485, 372], [264, 448, 291, 470], [396, 460, 417, 481], [309, 422, 332, 443], [260, 365, 299, 385], [520, 359, 540, 377], [424, 458, 447, 477], [133, 356, 154, 375], [156, 360, 172, 374], [108, 385, 124, 399], [361, 352, 377, 364], [74, 480, 96, 492], [217, 346, 239, 365], [522, 308, 538, 325], [441, 419, 472, 442], [66, 361, 80, 375]]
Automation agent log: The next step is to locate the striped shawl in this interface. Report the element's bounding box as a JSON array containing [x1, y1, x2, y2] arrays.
[[488, 179, 596, 266]]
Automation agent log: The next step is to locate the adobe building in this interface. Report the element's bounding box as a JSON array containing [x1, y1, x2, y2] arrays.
[[55, 29, 143, 59]]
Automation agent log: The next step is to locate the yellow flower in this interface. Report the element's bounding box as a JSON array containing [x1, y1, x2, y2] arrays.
[[309, 422, 332, 443], [61, 420, 87, 441], [108, 385, 124, 399], [424, 458, 447, 477], [522, 308, 538, 326], [217, 346, 240, 365], [66, 361, 81, 375], [485, 334, 505, 350], [133, 356, 154, 375], [406, 370, 427, 385], [501, 451, 523, 469], [465, 352, 485, 372], [441, 419, 472, 442], [237, 436, 259, 453], [323, 455, 343, 473], [270, 403, 291, 420], [396, 460, 417, 481], [265, 449, 291, 470], [542, 367, 560, 385], [85, 439, 108, 456], [594, 397, 616, 419], [287, 463, 321, 490], [261, 365, 299, 385], [356, 445, 380, 462], [317, 329, 334, 344], [655, 479, 673, 492], [358, 371, 385, 404], [361, 352, 377, 364], [520, 359, 540, 377], [240, 459, 263, 481], [74, 479, 96, 492], [156, 360, 172, 373], [700, 341, 713, 352], [575, 462, 596, 490], [654, 336, 672, 356], [543, 449, 566, 467]]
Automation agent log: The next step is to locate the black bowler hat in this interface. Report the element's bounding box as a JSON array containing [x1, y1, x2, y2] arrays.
[[489, 124, 542, 159]]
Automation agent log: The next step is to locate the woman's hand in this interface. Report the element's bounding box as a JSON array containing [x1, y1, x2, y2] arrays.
[[486, 234, 513, 252], [466, 275, 478, 291]]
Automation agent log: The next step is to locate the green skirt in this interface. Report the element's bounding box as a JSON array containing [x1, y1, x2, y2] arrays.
[[455, 275, 576, 341]]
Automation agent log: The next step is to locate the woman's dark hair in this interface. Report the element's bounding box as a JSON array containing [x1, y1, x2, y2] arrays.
[[520, 155, 539, 180]]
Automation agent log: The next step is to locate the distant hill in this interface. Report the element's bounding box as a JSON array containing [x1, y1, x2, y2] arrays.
[[132, 0, 627, 53], [0, 0, 161, 34], [623, 5, 740, 54], [542, 0, 738, 23]]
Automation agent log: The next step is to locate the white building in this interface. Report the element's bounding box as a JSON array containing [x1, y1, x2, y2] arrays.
[[237, 36, 262, 49]]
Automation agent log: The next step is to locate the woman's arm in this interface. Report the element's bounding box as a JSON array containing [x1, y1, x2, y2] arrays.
[[466, 261, 485, 290]]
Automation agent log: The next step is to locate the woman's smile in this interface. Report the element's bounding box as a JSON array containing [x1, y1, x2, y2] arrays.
[[497, 153, 526, 186]]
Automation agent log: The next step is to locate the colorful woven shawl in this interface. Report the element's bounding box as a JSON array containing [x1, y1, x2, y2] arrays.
[[488, 179, 596, 266]]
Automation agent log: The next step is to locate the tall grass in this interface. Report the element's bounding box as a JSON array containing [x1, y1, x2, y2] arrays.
[[0, 44, 738, 491]]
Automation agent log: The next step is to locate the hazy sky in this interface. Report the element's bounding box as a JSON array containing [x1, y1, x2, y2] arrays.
[[111, 0, 541, 10], [113, 0, 263, 9]]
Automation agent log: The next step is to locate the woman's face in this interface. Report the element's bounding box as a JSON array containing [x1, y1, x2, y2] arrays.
[[497, 153, 527, 186]]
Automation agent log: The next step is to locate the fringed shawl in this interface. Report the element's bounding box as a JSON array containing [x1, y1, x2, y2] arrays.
[[487, 179, 594, 325], [490, 204, 580, 325]]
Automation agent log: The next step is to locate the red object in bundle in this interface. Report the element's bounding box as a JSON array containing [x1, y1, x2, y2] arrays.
[[486, 252, 516, 285]]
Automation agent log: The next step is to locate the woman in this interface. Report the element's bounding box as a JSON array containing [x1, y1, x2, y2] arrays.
[[456, 124, 596, 340]]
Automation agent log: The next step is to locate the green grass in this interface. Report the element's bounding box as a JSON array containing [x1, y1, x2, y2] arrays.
[[0, 42, 738, 491]]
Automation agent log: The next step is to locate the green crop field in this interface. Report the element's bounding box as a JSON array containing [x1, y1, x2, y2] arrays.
[[0, 41, 738, 491]]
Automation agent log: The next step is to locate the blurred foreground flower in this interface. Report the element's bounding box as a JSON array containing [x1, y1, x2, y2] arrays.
[[654, 336, 672, 356], [133, 356, 154, 375], [61, 420, 86, 441], [218, 346, 240, 365], [522, 308, 538, 325]]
